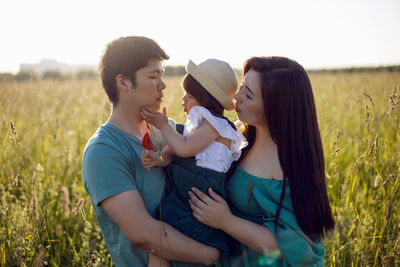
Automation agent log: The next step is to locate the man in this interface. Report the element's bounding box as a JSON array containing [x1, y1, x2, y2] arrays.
[[82, 36, 219, 266]]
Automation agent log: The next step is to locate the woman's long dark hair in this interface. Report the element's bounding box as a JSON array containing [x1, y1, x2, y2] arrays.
[[234, 56, 335, 241]]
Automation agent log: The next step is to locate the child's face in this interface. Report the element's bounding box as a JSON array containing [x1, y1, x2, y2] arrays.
[[182, 92, 200, 115]]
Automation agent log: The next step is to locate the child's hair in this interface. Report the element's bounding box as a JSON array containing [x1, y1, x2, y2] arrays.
[[183, 74, 224, 116]]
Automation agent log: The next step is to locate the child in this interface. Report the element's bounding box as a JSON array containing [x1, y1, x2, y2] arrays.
[[141, 59, 247, 266]]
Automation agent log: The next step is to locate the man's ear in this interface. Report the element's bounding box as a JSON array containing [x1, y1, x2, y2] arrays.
[[115, 74, 130, 93]]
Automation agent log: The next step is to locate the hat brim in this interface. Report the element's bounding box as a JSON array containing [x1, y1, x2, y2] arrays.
[[186, 60, 235, 110]]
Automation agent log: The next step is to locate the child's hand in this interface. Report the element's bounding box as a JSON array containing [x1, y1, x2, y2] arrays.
[[141, 150, 158, 169], [141, 106, 169, 130]]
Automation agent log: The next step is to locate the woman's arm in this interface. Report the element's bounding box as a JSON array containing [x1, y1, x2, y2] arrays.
[[141, 107, 219, 157], [188, 187, 281, 255]]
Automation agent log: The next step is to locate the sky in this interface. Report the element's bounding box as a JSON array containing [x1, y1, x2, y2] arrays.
[[1, 0, 400, 73]]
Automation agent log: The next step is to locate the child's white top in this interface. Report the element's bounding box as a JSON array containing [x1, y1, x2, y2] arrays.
[[183, 106, 248, 173]]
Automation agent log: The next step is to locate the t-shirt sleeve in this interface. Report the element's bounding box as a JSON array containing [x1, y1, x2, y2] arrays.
[[82, 142, 137, 206]]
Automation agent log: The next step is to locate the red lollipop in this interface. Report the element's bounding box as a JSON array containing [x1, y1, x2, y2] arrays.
[[141, 132, 154, 150]]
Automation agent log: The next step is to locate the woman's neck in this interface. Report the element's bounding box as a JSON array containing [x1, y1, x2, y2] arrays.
[[240, 124, 283, 180], [254, 124, 275, 148]]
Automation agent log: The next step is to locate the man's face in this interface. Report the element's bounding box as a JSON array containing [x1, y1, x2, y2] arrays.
[[128, 58, 166, 111]]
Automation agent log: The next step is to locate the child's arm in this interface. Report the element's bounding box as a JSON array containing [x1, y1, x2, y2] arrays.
[[141, 146, 174, 169], [141, 107, 219, 158]]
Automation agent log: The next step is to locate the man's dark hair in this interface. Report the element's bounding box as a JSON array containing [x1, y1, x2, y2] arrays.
[[99, 36, 169, 105]]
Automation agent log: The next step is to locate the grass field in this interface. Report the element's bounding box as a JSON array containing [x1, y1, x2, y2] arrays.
[[1, 72, 399, 266]]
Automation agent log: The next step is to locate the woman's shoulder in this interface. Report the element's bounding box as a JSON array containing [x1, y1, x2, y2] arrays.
[[233, 167, 286, 192]]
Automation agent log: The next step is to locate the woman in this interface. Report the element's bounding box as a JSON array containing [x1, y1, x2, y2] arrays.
[[188, 56, 335, 266]]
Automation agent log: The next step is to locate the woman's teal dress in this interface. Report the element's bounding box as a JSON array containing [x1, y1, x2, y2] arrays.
[[218, 167, 325, 267]]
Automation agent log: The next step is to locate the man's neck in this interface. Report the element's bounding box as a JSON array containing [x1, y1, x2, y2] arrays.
[[107, 105, 148, 140]]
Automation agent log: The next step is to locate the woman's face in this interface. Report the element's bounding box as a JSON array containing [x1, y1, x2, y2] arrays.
[[234, 69, 267, 126], [182, 92, 200, 115]]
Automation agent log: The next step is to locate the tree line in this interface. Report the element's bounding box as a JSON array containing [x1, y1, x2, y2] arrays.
[[307, 65, 400, 74], [0, 66, 187, 82], [1, 65, 399, 82], [0, 69, 99, 82]]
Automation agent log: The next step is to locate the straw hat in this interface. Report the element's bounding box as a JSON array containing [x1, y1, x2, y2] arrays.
[[186, 59, 238, 110]]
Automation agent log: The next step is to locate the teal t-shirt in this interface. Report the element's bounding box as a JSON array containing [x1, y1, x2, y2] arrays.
[[82, 123, 206, 267], [218, 167, 325, 267]]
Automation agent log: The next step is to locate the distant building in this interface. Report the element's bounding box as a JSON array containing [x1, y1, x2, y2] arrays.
[[20, 59, 96, 75]]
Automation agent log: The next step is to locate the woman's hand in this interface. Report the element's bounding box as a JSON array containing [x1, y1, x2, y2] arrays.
[[190, 188, 282, 257], [188, 187, 233, 230], [141, 106, 169, 130]]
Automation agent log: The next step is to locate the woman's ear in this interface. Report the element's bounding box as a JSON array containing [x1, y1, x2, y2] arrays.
[[115, 74, 130, 93]]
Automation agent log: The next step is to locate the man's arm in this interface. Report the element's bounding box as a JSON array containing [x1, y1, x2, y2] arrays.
[[101, 189, 219, 265]]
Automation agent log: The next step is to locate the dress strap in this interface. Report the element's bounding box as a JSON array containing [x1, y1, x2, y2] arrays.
[[175, 123, 185, 135], [180, 108, 237, 133]]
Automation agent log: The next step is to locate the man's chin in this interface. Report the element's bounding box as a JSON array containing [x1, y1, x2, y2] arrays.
[[147, 103, 161, 111]]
